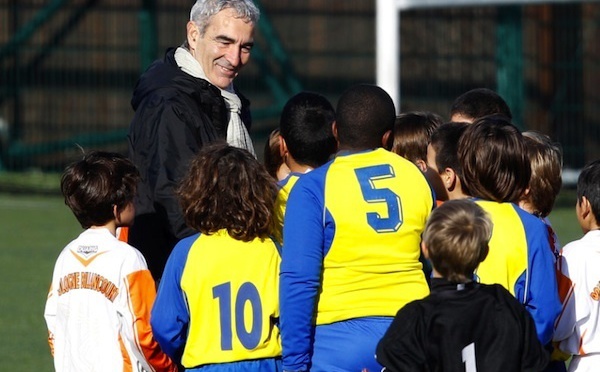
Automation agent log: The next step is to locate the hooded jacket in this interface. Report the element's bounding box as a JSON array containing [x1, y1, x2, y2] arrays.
[[127, 47, 251, 280]]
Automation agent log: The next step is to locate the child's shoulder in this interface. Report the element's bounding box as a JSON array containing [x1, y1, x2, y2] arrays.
[[470, 283, 532, 320], [562, 230, 600, 259], [114, 239, 151, 268]]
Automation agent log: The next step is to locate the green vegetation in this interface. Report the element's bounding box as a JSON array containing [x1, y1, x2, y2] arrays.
[[0, 171, 62, 196]]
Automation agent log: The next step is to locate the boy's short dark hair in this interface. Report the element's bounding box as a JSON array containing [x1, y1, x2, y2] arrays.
[[577, 159, 600, 223], [388, 111, 443, 163], [279, 91, 336, 168], [430, 122, 468, 188], [422, 199, 492, 283], [458, 115, 530, 203], [450, 88, 512, 122], [177, 142, 278, 242], [61, 151, 140, 229], [336, 84, 396, 149], [522, 131, 563, 217]]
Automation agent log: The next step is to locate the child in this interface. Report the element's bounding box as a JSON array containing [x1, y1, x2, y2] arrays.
[[387, 111, 446, 204], [387, 111, 443, 172], [518, 130, 568, 371], [449, 87, 512, 123], [264, 128, 290, 181], [273, 91, 336, 244], [151, 142, 282, 371], [280, 85, 432, 372], [426, 121, 470, 201], [43, 151, 176, 372], [553, 159, 600, 371], [457, 115, 561, 346], [376, 199, 549, 371], [519, 130, 563, 220]]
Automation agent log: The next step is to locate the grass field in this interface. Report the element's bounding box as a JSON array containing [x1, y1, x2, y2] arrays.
[[0, 185, 582, 370], [0, 193, 80, 371]]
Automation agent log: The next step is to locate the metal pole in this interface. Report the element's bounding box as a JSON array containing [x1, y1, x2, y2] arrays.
[[376, 0, 400, 113]]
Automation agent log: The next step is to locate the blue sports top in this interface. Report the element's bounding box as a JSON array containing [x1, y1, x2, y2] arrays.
[[474, 200, 561, 345], [151, 230, 282, 368], [280, 148, 434, 371]]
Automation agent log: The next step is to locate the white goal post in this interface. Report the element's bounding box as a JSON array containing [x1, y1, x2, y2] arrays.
[[376, 0, 596, 112]]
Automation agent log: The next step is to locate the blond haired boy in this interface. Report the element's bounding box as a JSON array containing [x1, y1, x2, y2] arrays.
[[377, 199, 549, 371]]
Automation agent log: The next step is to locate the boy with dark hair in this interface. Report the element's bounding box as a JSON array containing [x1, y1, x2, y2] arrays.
[[450, 87, 512, 123], [457, 115, 561, 346], [387, 111, 446, 206], [553, 159, 600, 371], [376, 199, 549, 371], [44, 151, 176, 372], [280, 84, 433, 372], [387, 111, 444, 171], [272, 91, 336, 244], [426, 121, 470, 201], [151, 143, 282, 371], [279, 91, 337, 171]]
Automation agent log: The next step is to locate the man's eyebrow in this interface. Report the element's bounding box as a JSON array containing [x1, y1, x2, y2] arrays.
[[214, 34, 254, 48], [214, 35, 235, 43]]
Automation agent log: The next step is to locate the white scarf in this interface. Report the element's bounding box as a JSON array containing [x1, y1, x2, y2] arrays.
[[174, 47, 256, 157]]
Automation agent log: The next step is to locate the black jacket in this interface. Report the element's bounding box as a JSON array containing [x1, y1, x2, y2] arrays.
[[127, 48, 251, 280], [376, 278, 550, 372]]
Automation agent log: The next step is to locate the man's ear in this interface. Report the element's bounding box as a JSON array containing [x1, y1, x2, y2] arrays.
[[186, 21, 200, 50], [381, 129, 392, 149]]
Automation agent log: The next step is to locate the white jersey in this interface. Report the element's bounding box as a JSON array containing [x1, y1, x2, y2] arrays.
[[553, 230, 600, 372], [44, 228, 175, 372]]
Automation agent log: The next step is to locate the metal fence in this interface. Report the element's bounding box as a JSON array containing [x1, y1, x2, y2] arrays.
[[0, 0, 598, 170]]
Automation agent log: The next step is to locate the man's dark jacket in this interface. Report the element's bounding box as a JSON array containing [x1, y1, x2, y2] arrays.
[[127, 48, 251, 280]]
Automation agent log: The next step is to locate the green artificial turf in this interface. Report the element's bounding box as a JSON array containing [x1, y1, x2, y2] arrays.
[[0, 188, 581, 370]]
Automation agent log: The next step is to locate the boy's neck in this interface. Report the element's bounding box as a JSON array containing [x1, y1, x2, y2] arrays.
[[286, 156, 313, 174], [90, 221, 117, 237], [584, 222, 600, 234]]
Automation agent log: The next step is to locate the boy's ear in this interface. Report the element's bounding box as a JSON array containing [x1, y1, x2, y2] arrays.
[[112, 205, 121, 224], [421, 242, 430, 260], [381, 129, 392, 149], [279, 135, 288, 157], [443, 168, 457, 191], [415, 159, 427, 173], [480, 244, 490, 263], [332, 121, 339, 142], [579, 196, 592, 220]]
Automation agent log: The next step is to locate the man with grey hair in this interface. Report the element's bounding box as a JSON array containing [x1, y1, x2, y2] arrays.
[[127, 0, 260, 281]]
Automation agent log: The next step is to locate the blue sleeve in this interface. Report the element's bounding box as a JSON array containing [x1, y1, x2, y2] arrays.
[[151, 234, 197, 362], [280, 173, 327, 372], [513, 208, 561, 345]]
